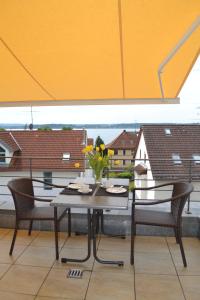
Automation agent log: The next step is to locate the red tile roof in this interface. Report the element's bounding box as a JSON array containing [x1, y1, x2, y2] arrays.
[[106, 130, 138, 150], [142, 124, 200, 180], [0, 131, 21, 152], [0, 130, 86, 172]]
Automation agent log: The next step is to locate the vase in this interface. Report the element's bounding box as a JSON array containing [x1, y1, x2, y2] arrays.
[[94, 169, 103, 185]]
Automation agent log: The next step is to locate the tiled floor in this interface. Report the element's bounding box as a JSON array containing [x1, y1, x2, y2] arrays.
[[0, 228, 199, 299]]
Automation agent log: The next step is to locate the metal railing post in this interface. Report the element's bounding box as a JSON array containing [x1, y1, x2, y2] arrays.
[[185, 160, 192, 214], [29, 158, 33, 179]]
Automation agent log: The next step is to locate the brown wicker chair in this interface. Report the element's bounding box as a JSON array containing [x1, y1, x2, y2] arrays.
[[131, 181, 193, 267], [7, 177, 71, 260]]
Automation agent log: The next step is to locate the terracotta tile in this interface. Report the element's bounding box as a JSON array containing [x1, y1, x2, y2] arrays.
[[2, 230, 39, 246], [134, 251, 176, 275], [135, 274, 185, 300], [53, 247, 94, 270], [38, 268, 90, 299], [135, 236, 169, 253], [98, 236, 130, 252], [30, 231, 67, 248], [170, 249, 200, 275], [36, 297, 73, 300], [63, 234, 90, 249], [93, 249, 134, 274], [0, 241, 27, 264], [15, 246, 56, 267], [0, 264, 11, 279], [0, 229, 11, 239], [0, 291, 35, 300], [179, 275, 200, 300], [0, 265, 49, 295], [167, 237, 200, 251], [86, 271, 134, 300]]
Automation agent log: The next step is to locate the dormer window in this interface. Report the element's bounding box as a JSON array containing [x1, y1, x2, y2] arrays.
[[63, 153, 70, 160], [0, 146, 6, 163], [192, 154, 200, 164], [165, 128, 171, 135], [172, 153, 182, 164]]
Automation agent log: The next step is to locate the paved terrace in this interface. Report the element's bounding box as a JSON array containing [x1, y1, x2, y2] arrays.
[[0, 229, 199, 299]]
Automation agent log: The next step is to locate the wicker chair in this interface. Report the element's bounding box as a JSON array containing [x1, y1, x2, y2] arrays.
[[7, 177, 71, 260], [131, 181, 193, 267]]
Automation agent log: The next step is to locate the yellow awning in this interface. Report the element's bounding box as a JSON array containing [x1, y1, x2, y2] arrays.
[[0, 0, 199, 106]]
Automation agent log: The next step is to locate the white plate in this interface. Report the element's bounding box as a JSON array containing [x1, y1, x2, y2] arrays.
[[68, 183, 82, 190], [106, 187, 127, 194], [78, 188, 92, 194]]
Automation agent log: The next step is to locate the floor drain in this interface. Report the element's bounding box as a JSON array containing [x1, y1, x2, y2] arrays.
[[67, 269, 83, 279]]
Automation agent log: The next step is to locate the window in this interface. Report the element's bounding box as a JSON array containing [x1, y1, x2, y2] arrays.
[[192, 154, 200, 164], [165, 128, 171, 135], [123, 160, 126, 166], [0, 146, 6, 163], [172, 154, 182, 164], [123, 149, 126, 155], [114, 149, 118, 155], [43, 172, 52, 190], [63, 152, 70, 160]]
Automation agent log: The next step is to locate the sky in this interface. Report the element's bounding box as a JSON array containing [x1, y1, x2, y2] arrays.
[[0, 56, 199, 125]]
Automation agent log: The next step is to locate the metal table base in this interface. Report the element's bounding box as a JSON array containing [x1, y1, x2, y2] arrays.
[[60, 208, 124, 266]]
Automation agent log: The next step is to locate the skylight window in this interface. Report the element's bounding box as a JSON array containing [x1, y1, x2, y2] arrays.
[[172, 153, 182, 164], [165, 128, 171, 135], [192, 154, 200, 164], [63, 153, 70, 160]]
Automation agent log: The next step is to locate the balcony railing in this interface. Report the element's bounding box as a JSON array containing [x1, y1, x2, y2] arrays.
[[0, 155, 200, 214]]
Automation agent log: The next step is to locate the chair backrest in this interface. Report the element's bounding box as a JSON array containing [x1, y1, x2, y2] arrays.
[[171, 181, 193, 223], [7, 177, 34, 214]]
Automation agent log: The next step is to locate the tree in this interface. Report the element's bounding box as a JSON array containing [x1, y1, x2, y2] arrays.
[[37, 126, 52, 131], [95, 136, 107, 156], [62, 126, 72, 130]]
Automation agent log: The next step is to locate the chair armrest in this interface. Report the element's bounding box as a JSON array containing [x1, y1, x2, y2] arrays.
[[32, 178, 67, 189], [13, 189, 52, 202], [133, 181, 181, 191], [135, 198, 172, 205]]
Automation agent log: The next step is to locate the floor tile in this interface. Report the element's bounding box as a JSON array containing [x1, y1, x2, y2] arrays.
[[86, 270, 134, 300], [63, 234, 90, 249], [0, 265, 49, 295], [30, 231, 67, 248], [167, 237, 200, 251], [135, 274, 185, 300], [134, 251, 176, 275], [0, 264, 11, 278], [98, 236, 130, 252], [135, 236, 169, 253], [36, 297, 73, 300], [93, 249, 134, 274], [1, 230, 39, 246], [15, 246, 56, 267], [0, 241, 27, 264], [38, 268, 90, 299], [179, 275, 200, 300], [169, 248, 200, 275], [0, 291, 35, 300], [0, 228, 11, 239], [53, 247, 94, 270]]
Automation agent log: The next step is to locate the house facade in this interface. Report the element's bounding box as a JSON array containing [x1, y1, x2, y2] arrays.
[[106, 130, 138, 169], [135, 124, 200, 202], [0, 130, 87, 203]]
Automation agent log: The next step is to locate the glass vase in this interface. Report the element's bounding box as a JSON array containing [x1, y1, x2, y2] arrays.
[[94, 169, 103, 185]]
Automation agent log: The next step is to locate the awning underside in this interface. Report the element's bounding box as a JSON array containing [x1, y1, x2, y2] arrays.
[[0, 0, 199, 106]]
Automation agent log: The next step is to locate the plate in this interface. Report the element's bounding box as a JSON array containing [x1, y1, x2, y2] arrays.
[[106, 187, 127, 194], [78, 188, 92, 194], [68, 183, 82, 190]]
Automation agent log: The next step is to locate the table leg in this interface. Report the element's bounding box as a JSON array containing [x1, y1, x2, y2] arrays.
[[92, 210, 124, 267], [61, 209, 92, 263]]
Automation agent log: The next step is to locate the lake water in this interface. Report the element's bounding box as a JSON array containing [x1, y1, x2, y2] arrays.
[[85, 128, 138, 144]]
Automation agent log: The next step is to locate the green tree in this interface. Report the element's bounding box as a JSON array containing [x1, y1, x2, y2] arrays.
[[0, 128, 5, 131], [37, 126, 52, 131], [95, 136, 107, 156], [62, 126, 72, 130]]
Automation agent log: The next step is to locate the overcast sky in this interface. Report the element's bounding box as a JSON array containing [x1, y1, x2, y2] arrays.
[[0, 57, 199, 125]]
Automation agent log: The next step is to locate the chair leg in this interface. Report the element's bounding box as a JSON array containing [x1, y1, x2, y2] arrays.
[[68, 208, 71, 237], [54, 207, 59, 260], [9, 220, 19, 255], [173, 227, 179, 244], [177, 226, 187, 267], [130, 221, 136, 265], [28, 220, 33, 236]]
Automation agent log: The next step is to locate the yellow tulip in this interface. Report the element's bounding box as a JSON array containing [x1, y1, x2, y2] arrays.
[[98, 157, 103, 161], [114, 160, 120, 165], [74, 162, 80, 168], [96, 146, 100, 152], [82, 148, 87, 154], [88, 145, 93, 152], [108, 149, 114, 156], [100, 144, 105, 151]]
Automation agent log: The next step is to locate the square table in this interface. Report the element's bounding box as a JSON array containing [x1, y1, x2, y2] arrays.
[[50, 185, 129, 266]]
